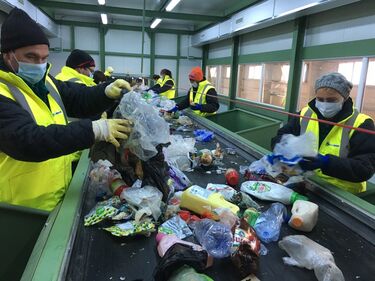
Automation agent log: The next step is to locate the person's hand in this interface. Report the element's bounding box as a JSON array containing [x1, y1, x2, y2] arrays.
[[167, 106, 179, 113], [299, 154, 329, 171], [92, 118, 132, 148], [190, 103, 202, 110], [105, 79, 132, 99]]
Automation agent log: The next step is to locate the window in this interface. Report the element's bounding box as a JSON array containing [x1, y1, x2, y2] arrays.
[[237, 62, 290, 108], [298, 59, 361, 111], [362, 59, 375, 119], [206, 65, 230, 96]]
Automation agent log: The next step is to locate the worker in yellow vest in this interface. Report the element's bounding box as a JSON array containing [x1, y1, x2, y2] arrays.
[[271, 72, 375, 193], [168, 66, 219, 117], [104, 66, 114, 80], [55, 49, 96, 86], [154, 69, 175, 99], [0, 8, 133, 211]]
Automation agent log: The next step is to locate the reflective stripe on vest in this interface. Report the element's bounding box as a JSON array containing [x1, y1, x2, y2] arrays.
[[300, 106, 368, 193], [189, 80, 216, 117], [68, 77, 80, 82]]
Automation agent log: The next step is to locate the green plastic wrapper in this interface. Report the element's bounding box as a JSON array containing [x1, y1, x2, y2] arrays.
[[104, 221, 155, 237]]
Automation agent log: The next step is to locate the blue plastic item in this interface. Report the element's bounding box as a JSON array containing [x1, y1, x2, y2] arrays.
[[193, 129, 214, 142], [193, 219, 232, 258], [254, 202, 287, 243]]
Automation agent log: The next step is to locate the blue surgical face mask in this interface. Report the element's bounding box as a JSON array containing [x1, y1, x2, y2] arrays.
[[191, 81, 198, 88], [315, 100, 343, 118], [13, 53, 47, 84]]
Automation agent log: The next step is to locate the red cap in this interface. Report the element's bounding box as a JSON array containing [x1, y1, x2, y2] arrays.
[[189, 66, 203, 81], [225, 169, 239, 186]]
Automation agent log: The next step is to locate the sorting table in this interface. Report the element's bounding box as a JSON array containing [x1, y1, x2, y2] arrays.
[[65, 117, 375, 281]]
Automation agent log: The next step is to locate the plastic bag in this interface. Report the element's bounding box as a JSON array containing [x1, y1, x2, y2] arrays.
[[279, 235, 345, 281], [158, 215, 193, 239], [121, 185, 163, 221], [168, 165, 192, 191], [164, 135, 196, 171], [274, 133, 317, 159], [118, 91, 170, 161], [193, 129, 214, 142], [104, 220, 155, 237], [159, 96, 176, 111], [84, 196, 121, 226]]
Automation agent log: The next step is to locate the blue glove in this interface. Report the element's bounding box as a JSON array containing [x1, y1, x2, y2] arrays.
[[167, 106, 179, 113], [190, 103, 202, 110], [299, 154, 329, 171]]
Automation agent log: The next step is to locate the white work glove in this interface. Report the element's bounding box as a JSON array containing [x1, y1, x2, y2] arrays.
[[92, 118, 132, 148], [105, 79, 132, 99]]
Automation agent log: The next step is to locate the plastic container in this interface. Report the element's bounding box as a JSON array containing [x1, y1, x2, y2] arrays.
[[225, 168, 239, 186], [254, 203, 287, 243], [180, 186, 240, 219], [288, 200, 319, 232], [243, 207, 260, 227], [193, 219, 233, 258], [241, 181, 308, 205]]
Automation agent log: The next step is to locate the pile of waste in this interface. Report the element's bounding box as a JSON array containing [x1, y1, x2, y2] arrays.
[[84, 97, 343, 281]]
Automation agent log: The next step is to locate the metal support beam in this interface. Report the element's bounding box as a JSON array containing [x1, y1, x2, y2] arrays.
[[228, 36, 239, 110], [99, 26, 106, 72], [202, 45, 209, 73], [70, 25, 74, 51], [150, 32, 155, 84], [55, 20, 194, 35], [176, 34, 181, 97], [285, 17, 307, 115], [31, 0, 225, 22]]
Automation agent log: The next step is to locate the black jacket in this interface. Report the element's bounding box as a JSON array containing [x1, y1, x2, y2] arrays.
[[177, 80, 219, 113], [0, 62, 115, 162], [271, 98, 375, 182], [153, 79, 174, 94]]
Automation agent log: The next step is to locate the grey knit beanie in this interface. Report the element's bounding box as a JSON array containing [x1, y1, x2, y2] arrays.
[[315, 72, 353, 99]]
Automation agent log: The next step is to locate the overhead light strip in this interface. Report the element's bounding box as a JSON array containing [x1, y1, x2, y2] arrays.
[[165, 0, 181, 12], [98, 0, 105, 5], [150, 18, 162, 29], [101, 13, 108, 24]]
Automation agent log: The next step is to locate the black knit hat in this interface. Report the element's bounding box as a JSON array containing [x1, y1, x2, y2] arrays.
[[1, 7, 49, 53], [66, 49, 95, 69]]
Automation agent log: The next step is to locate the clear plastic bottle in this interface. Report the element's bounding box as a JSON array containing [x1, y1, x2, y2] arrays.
[[193, 219, 233, 258], [254, 203, 287, 243]]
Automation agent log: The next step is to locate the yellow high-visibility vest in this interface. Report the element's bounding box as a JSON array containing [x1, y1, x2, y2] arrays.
[[56, 66, 96, 86], [300, 106, 371, 193], [159, 75, 175, 99], [0, 66, 72, 211], [189, 80, 216, 117]]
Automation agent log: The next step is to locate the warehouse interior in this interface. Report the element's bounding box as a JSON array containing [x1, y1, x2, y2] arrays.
[[0, 0, 375, 280]]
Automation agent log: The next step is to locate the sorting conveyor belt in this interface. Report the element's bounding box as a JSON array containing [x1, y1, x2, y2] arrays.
[[65, 114, 375, 281]]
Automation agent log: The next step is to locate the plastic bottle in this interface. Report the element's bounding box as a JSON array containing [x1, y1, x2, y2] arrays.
[[109, 171, 129, 196], [288, 200, 319, 232], [241, 180, 308, 205], [225, 168, 239, 186], [180, 185, 240, 219], [243, 207, 260, 226], [254, 203, 287, 243], [193, 219, 233, 258]]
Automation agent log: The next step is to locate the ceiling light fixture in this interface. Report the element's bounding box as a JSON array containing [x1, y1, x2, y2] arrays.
[[101, 13, 108, 25], [165, 0, 181, 12], [150, 18, 162, 29], [98, 0, 106, 5]]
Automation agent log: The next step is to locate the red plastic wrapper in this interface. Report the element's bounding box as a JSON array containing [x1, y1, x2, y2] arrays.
[[231, 218, 260, 278]]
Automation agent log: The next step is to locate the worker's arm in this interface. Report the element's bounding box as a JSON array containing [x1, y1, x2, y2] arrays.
[[153, 80, 174, 94], [271, 115, 301, 150], [322, 119, 375, 182], [177, 91, 191, 110], [50, 75, 114, 118], [148, 84, 161, 92], [0, 95, 94, 162], [200, 88, 219, 113]]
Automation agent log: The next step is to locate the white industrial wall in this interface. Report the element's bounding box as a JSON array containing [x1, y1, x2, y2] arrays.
[[208, 38, 232, 59]]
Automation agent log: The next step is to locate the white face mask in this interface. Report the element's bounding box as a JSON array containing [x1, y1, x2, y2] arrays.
[[315, 100, 343, 118], [191, 81, 198, 88]]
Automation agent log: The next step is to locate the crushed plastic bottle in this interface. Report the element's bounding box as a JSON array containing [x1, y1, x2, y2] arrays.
[[254, 203, 287, 243], [193, 219, 233, 258]]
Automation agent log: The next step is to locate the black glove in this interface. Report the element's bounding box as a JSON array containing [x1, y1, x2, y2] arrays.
[[299, 154, 329, 171]]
